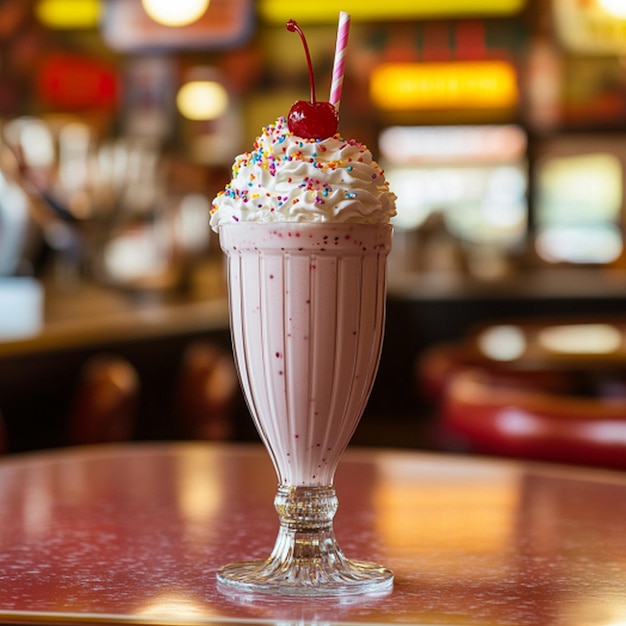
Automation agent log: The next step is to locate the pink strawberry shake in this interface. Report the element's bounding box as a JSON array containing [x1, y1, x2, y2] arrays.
[[211, 116, 396, 486]]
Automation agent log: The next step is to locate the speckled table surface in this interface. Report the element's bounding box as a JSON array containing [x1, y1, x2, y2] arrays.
[[0, 442, 624, 625]]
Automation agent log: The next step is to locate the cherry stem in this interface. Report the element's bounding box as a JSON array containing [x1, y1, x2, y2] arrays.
[[286, 19, 316, 104]]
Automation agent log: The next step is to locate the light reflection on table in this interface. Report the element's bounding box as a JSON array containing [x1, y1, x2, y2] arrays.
[[0, 442, 624, 625]]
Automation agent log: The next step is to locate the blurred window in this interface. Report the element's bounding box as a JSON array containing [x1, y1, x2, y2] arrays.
[[535, 153, 623, 264], [381, 125, 527, 248]]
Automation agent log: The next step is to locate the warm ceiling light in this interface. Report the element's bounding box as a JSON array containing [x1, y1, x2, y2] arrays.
[[176, 80, 228, 120], [141, 0, 210, 27], [597, 0, 626, 18], [35, 0, 101, 28], [370, 61, 518, 111], [258, 0, 525, 22]]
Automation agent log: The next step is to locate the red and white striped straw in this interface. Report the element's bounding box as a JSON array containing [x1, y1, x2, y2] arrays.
[[329, 11, 351, 110]]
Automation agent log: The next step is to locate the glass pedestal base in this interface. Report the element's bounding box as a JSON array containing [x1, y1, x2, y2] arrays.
[[217, 556, 393, 597], [216, 485, 394, 597]]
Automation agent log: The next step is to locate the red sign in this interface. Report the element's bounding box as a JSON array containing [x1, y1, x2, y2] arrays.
[[37, 54, 118, 110]]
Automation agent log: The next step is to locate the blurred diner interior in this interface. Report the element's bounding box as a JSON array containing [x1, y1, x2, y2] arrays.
[[2, 0, 626, 466]]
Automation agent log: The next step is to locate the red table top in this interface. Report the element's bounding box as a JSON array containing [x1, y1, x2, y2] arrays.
[[0, 442, 624, 625]]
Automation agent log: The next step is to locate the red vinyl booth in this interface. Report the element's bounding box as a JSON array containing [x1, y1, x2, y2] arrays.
[[417, 318, 626, 469]]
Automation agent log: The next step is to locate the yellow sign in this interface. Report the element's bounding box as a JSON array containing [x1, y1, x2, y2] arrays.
[[35, 0, 102, 28], [258, 0, 526, 22], [370, 61, 519, 111]]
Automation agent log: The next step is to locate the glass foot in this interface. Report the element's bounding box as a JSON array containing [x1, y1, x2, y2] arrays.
[[216, 484, 393, 597], [217, 557, 393, 597]]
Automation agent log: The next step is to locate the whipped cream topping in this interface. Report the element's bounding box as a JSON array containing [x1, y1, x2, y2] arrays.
[[210, 117, 396, 230]]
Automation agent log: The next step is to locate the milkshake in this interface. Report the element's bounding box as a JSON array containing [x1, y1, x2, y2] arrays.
[[210, 18, 396, 596], [220, 221, 390, 486]]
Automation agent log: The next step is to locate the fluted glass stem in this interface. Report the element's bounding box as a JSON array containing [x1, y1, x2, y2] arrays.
[[217, 485, 393, 596]]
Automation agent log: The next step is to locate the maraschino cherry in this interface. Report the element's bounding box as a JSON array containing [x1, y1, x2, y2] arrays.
[[286, 19, 339, 140]]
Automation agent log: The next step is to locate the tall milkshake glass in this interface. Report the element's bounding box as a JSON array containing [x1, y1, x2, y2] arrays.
[[216, 221, 393, 596]]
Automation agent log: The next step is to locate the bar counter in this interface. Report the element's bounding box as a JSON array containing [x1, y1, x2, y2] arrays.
[[0, 442, 623, 625], [5, 265, 626, 360], [0, 275, 229, 359]]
